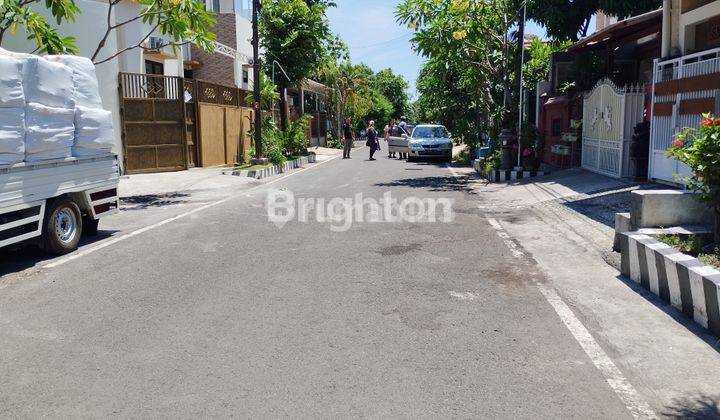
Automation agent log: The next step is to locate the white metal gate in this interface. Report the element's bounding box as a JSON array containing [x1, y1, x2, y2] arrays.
[[581, 79, 644, 178], [649, 46, 720, 184]]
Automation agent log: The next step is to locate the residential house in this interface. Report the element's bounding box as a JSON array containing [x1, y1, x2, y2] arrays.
[[649, 0, 720, 183], [2, 0, 195, 168], [189, 0, 254, 90], [538, 10, 662, 177]]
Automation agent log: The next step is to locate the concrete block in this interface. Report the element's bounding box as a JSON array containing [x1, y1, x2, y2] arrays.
[[613, 212, 632, 252], [621, 230, 720, 337], [630, 190, 713, 228]]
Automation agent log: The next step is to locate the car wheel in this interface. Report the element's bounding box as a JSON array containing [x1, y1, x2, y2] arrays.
[[43, 197, 83, 255]]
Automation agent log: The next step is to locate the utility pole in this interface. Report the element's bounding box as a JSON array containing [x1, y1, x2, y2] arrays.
[[515, 3, 526, 170], [252, 0, 264, 163]]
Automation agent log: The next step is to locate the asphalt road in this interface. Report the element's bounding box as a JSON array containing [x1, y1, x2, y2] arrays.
[[1, 146, 638, 418]]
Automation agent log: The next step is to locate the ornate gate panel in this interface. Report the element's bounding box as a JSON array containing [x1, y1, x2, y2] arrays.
[[581, 79, 644, 178]]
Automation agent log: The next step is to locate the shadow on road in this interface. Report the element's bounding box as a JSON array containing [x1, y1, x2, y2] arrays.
[[562, 190, 636, 229], [0, 230, 119, 278], [662, 393, 720, 419], [121, 192, 191, 210], [374, 175, 475, 194]]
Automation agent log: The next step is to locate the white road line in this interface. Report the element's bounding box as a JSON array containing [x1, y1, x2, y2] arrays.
[[45, 155, 341, 269], [486, 217, 503, 231], [536, 283, 658, 420], [444, 162, 659, 419]]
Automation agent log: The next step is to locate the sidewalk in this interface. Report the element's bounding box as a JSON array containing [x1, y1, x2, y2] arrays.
[[458, 167, 720, 416]]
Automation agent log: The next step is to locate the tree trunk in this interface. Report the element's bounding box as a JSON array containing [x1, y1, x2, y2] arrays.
[[278, 85, 289, 131], [512, 6, 526, 122]]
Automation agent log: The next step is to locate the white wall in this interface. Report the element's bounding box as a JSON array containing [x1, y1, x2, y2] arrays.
[[679, 1, 720, 53], [235, 14, 254, 90], [1, 0, 189, 170]]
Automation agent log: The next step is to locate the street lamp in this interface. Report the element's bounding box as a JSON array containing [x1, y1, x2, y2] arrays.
[[271, 59, 291, 125]]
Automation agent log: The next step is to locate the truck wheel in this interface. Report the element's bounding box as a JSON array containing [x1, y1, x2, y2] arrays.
[[43, 197, 83, 255], [83, 216, 99, 236]]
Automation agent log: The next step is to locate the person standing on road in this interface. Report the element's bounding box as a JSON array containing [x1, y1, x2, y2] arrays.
[[342, 118, 354, 159], [367, 120, 379, 161], [397, 116, 409, 160], [384, 119, 396, 158]]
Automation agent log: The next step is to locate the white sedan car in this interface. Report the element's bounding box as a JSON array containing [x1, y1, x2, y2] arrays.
[[407, 125, 453, 162]]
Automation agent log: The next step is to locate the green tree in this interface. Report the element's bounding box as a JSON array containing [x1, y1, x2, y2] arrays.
[[1, 0, 217, 62], [363, 88, 394, 127], [0, 0, 80, 54], [397, 0, 516, 145], [523, 37, 571, 88], [245, 72, 280, 110], [259, 0, 334, 130], [527, 0, 661, 41], [370, 68, 409, 119], [91, 0, 216, 65]]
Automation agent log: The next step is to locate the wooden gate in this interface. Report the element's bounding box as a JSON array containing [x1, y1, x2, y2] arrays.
[[119, 73, 188, 174], [581, 78, 644, 178], [195, 80, 253, 166], [649, 46, 720, 184]]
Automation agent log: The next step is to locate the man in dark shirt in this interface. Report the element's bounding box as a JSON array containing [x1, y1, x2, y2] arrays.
[[342, 118, 354, 159]]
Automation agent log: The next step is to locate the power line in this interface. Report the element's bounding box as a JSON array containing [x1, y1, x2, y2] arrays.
[[350, 32, 413, 51]]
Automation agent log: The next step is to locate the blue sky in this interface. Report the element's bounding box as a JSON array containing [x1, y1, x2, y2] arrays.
[[327, 1, 547, 100]]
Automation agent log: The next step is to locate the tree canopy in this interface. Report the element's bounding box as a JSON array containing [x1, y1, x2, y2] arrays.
[[527, 0, 661, 41], [370, 69, 409, 119], [0, 0, 79, 54], [259, 0, 334, 129], [0, 0, 217, 61]]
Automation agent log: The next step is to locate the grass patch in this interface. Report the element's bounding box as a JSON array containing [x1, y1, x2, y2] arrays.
[[656, 233, 720, 269]]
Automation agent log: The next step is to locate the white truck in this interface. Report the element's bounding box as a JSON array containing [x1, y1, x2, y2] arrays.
[[0, 154, 119, 254]]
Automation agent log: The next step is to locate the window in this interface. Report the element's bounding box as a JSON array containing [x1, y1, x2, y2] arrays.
[[412, 126, 449, 138], [145, 60, 164, 75], [243, 70, 249, 85], [207, 0, 220, 12]]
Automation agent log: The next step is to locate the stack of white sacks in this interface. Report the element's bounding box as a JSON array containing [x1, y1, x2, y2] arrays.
[[0, 48, 114, 166]]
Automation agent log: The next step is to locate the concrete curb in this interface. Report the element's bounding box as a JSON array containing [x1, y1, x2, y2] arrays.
[[620, 232, 720, 336], [473, 160, 547, 182], [225, 155, 317, 179]]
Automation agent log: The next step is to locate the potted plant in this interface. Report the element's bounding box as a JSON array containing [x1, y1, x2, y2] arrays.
[[667, 114, 720, 243]]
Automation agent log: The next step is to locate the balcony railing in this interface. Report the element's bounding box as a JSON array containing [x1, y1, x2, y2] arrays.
[[654, 45, 720, 83]]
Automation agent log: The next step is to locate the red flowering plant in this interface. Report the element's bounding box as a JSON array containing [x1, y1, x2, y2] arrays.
[[667, 113, 720, 242]]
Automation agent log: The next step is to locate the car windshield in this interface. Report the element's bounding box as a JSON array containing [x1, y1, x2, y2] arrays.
[[412, 126, 448, 138]]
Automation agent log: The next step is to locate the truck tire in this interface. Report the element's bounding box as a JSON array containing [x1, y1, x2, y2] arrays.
[[43, 197, 83, 255]]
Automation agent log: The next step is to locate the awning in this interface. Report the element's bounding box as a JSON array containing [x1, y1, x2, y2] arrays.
[[568, 9, 662, 53]]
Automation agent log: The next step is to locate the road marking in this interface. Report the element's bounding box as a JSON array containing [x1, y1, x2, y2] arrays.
[[490, 214, 656, 418], [536, 283, 658, 420], [446, 166, 657, 419], [45, 155, 342, 269], [448, 291, 478, 301], [486, 217, 503, 231]]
